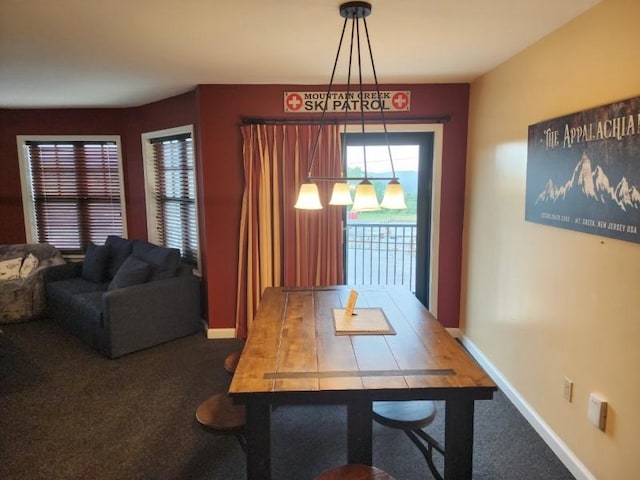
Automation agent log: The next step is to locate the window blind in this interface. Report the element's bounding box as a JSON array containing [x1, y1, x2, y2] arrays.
[[150, 134, 198, 265], [25, 140, 124, 253]]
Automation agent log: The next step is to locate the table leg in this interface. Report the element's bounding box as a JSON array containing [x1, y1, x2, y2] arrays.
[[245, 401, 271, 480], [444, 396, 475, 480], [347, 399, 373, 465]]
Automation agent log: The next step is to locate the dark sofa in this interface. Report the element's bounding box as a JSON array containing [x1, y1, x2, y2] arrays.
[[43, 236, 201, 358]]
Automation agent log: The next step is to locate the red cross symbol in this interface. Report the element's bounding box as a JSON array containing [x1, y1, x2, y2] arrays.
[[286, 93, 303, 112], [391, 92, 409, 110]]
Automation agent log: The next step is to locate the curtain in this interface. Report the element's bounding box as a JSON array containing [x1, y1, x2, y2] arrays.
[[235, 123, 344, 338]]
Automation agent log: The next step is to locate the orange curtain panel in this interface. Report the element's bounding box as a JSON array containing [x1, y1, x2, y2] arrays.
[[236, 123, 344, 338]]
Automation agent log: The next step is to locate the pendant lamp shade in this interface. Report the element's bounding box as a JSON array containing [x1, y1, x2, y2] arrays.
[[294, 183, 323, 210], [380, 180, 407, 209], [329, 182, 353, 205], [352, 180, 381, 211]]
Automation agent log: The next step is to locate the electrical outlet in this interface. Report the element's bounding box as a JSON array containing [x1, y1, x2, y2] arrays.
[[563, 377, 573, 402]]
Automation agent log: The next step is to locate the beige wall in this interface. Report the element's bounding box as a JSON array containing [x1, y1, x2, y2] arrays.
[[464, 0, 640, 478]]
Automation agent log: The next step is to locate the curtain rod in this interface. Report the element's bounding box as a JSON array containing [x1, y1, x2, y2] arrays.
[[241, 115, 451, 125]]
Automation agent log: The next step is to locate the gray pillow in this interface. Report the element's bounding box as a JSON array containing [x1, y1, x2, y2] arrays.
[[108, 255, 150, 290], [132, 241, 180, 281], [105, 235, 133, 279], [82, 242, 109, 283]]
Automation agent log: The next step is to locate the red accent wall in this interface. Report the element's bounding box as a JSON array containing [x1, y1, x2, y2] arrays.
[[195, 84, 469, 329], [122, 91, 198, 240], [0, 83, 468, 330], [0, 108, 124, 245], [0, 92, 197, 244]]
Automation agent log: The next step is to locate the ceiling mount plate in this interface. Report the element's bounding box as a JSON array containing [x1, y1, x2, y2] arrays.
[[340, 1, 372, 19]]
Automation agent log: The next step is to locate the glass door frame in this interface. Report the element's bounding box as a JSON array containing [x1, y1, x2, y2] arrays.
[[341, 124, 442, 313], [414, 132, 434, 308]]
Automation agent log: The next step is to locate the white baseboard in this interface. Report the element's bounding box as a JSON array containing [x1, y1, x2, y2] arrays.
[[206, 327, 236, 339], [459, 335, 596, 480], [445, 327, 463, 338]]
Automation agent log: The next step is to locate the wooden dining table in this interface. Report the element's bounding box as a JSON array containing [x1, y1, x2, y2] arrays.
[[228, 286, 497, 480]]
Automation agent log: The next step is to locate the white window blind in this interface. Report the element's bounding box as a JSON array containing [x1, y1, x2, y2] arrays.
[[24, 139, 124, 253], [149, 133, 198, 265]]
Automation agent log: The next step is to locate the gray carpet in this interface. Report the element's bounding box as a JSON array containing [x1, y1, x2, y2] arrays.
[[0, 320, 575, 480]]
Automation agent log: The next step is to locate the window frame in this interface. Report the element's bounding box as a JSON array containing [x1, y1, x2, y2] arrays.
[[141, 125, 201, 274], [16, 135, 127, 257]]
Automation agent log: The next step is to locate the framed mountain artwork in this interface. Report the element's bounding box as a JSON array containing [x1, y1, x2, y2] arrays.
[[525, 95, 640, 244]]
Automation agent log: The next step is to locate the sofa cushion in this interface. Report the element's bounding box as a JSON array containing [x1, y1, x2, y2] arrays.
[[68, 291, 104, 328], [82, 242, 109, 283], [105, 235, 134, 279], [132, 241, 180, 281], [47, 277, 107, 302], [0, 257, 23, 281], [108, 255, 151, 290], [19, 253, 39, 279]]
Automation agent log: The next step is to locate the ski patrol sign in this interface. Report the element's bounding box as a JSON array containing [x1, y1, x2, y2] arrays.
[[284, 91, 411, 113]]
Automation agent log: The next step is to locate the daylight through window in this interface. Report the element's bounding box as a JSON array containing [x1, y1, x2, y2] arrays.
[[20, 138, 125, 254], [144, 128, 199, 268]]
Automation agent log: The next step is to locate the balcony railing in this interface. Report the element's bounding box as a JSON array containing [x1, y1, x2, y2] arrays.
[[345, 223, 417, 291]]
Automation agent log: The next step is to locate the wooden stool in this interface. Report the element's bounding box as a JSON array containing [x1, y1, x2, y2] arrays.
[[314, 464, 396, 479], [224, 350, 241, 374], [195, 393, 246, 452], [372, 400, 444, 480]]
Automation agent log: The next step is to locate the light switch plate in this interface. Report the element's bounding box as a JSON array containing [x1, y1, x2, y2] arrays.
[[588, 393, 607, 430], [563, 377, 573, 402]]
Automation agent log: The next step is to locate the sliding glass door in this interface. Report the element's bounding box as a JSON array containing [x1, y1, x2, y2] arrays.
[[342, 131, 434, 308]]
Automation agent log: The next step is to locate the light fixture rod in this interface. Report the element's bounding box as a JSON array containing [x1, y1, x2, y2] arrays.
[[305, 15, 350, 179], [361, 13, 397, 180], [340, 9, 356, 178], [355, 14, 369, 179], [309, 176, 395, 181]]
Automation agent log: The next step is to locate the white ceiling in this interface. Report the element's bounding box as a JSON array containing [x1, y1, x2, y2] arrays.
[[0, 0, 600, 109]]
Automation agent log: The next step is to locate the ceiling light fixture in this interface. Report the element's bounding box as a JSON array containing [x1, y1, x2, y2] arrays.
[[294, 1, 407, 212]]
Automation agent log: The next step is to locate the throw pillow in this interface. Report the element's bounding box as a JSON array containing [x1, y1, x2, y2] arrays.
[[132, 241, 180, 281], [0, 257, 23, 281], [82, 242, 109, 283], [145, 247, 181, 280], [105, 235, 133, 279], [130, 240, 157, 264], [19, 253, 40, 279], [108, 255, 151, 290]]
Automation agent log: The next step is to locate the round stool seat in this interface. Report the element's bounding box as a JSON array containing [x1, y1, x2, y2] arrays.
[[372, 400, 444, 480], [372, 400, 436, 430], [195, 393, 245, 431], [224, 350, 241, 374], [314, 464, 396, 480]]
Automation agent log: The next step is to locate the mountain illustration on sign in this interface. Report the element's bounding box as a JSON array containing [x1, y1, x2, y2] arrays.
[[535, 152, 640, 212]]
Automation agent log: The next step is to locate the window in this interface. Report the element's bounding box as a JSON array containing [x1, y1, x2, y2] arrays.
[[17, 136, 126, 254], [142, 126, 200, 270]]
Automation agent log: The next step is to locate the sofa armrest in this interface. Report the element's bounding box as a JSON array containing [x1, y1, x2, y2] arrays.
[[102, 272, 201, 358], [43, 262, 82, 283]]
